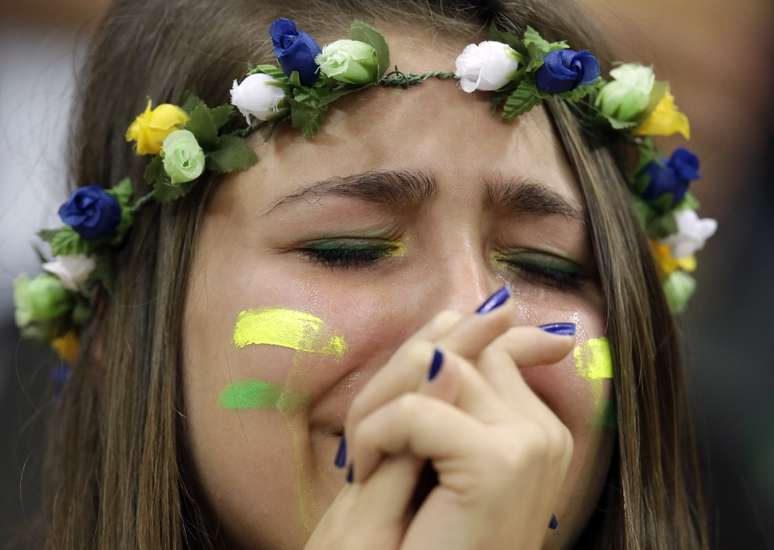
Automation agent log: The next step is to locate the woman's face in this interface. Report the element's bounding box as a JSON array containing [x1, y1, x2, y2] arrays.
[[183, 26, 615, 550]]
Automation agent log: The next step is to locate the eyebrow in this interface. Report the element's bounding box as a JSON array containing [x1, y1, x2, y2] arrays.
[[262, 169, 584, 222]]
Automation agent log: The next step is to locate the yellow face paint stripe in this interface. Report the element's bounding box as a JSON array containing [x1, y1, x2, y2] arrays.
[[573, 337, 613, 380], [233, 307, 348, 358]]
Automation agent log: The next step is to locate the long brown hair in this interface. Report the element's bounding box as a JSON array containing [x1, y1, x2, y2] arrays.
[[42, 1, 709, 548]]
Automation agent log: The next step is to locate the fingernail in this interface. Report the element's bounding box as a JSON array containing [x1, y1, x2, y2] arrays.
[[427, 348, 444, 381], [475, 286, 510, 314], [346, 463, 354, 483], [548, 513, 559, 530], [539, 323, 576, 336], [334, 435, 347, 469]]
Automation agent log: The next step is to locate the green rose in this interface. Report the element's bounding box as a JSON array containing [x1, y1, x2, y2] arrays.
[[595, 64, 655, 127], [161, 129, 206, 185], [14, 274, 72, 330], [315, 39, 378, 85], [663, 271, 696, 314]]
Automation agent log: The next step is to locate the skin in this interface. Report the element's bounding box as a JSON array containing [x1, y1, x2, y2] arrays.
[[183, 25, 615, 550]]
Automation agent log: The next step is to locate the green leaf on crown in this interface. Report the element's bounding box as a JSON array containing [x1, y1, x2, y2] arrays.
[[144, 156, 166, 187], [86, 255, 114, 296], [649, 193, 677, 215], [290, 101, 328, 137], [207, 135, 258, 173], [487, 22, 525, 55], [632, 197, 654, 227], [37, 229, 60, 244], [558, 85, 593, 103], [674, 192, 700, 212], [153, 181, 189, 203], [71, 299, 93, 325], [350, 20, 390, 79], [186, 103, 220, 147], [522, 26, 569, 72], [646, 211, 678, 239], [210, 104, 235, 131], [502, 79, 542, 120], [107, 177, 136, 246], [247, 64, 288, 83], [50, 228, 91, 257], [144, 156, 184, 203], [106, 177, 134, 205], [289, 70, 303, 88], [181, 92, 206, 114]]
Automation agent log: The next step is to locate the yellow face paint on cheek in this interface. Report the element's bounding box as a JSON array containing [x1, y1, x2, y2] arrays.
[[573, 337, 616, 429], [573, 337, 613, 381], [233, 307, 348, 358], [230, 307, 347, 532]]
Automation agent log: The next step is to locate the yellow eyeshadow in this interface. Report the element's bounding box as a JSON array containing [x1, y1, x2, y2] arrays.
[[233, 307, 347, 359], [385, 240, 407, 257]]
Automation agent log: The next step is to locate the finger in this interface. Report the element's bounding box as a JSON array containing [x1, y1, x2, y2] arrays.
[[408, 309, 465, 342], [478, 326, 574, 408], [345, 295, 514, 443], [435, 288, 517, 359], [351, 452, 426, 527], [350, 393, 485, 484], [336, 312, 466, 525], [492, 326, 575, 368]]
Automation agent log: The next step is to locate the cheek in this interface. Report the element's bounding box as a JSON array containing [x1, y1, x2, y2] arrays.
[[507, 290, 614, 446]]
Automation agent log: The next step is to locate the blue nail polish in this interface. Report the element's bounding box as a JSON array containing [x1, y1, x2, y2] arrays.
[[475, 286, 510, 314], [539, 323, 576, 336], [346, 463, 354, 483], [334, 435, 347, 469], [427, 348, 444, 381], [548, 513, 559, 530]]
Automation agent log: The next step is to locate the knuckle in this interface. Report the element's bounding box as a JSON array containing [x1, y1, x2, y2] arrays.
[[347, 395, 366, 428], [401, 339, 434, 366], [519, 422, 553, 460], [433, 309, 463, 326], [394, 393, 422, 419], [352, 419, 375, 450]]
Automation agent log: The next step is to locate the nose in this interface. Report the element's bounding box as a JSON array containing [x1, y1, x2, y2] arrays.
[[416, 238, 501, 314]]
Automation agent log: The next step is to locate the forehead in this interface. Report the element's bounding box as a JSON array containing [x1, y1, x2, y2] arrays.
[[238, 26, 582, 210]]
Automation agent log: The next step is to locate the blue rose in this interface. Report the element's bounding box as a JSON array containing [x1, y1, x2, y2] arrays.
[[535, 49, 600, 94], [269, 18, 322, 86], [58, 185, 121, 240], [642, 147, 701, 205]]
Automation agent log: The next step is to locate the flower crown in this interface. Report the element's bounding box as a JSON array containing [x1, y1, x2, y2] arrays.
[[14, 18, 716, 367]]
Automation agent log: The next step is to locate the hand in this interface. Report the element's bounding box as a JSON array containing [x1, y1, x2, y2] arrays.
[[304, 289, 575, 550]]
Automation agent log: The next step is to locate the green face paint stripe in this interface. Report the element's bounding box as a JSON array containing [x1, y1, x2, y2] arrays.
[[593, 397, 618, 429], [232, 308, 348, 358], [573, 337, 613, 380], [218, 379, 308, 412]]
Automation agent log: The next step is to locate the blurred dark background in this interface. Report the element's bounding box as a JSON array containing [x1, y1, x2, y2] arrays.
[[1, 0, 772, 548]]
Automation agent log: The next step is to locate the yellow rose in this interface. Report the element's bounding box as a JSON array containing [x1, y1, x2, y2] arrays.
[[651, 241, 696, 276], [633, 91, 690, 140], [51, 331, 80, 365], [125, 100, 189, 155]]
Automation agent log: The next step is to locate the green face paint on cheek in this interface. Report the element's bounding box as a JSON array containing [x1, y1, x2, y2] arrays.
[[219, 379, 308, 413], [232, 308, 348, 358]]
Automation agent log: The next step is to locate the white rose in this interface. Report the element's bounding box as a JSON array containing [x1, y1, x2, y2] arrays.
[[454, 41, 521, 93], [42, 255, 96, 291], [661, 209, 717, 259], [230, 74, 287, 124]]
